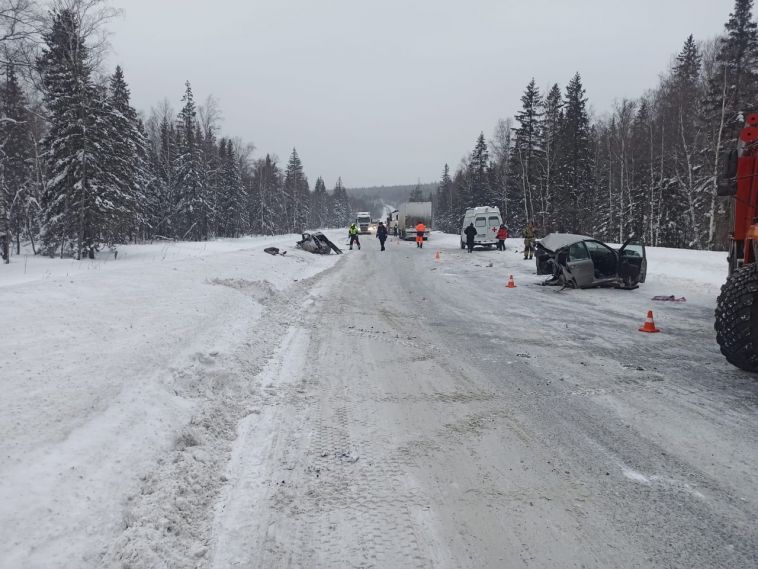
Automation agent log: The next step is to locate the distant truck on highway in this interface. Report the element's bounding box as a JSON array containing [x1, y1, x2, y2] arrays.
[[398, 202, 432, 240], [356, 212, 372, 234], [387, 210, 399, 235]]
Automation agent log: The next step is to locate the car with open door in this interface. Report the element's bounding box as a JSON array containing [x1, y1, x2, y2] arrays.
[[535, 233, 647, 289]]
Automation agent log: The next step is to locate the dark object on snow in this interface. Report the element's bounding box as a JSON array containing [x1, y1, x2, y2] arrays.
[[652, 295, 686, 302], [264, 247, 286, 256], [535, 233, 647, 290], [296, 232, 343, 255], [376, 223, 388, 251], [464, 223, 477, 253]]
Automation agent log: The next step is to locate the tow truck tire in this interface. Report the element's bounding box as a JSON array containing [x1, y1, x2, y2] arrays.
[[715, 263, 758, 372]]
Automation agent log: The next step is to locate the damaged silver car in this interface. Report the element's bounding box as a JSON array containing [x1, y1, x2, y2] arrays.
[[296, 232, 343, 255], [535, 233, 647, 289]]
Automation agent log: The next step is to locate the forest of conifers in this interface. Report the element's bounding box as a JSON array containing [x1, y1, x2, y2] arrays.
[[0, 0, 756, 260], [433, 0, 758, 250]]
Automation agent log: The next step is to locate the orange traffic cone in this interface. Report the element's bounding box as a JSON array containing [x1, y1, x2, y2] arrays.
[[506, 275, 517, 288], [638, 310, 661, 333], [435, 250, 440, 261]]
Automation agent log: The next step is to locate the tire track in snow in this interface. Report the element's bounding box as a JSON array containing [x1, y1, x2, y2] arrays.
[[105, 261, 341, 569]]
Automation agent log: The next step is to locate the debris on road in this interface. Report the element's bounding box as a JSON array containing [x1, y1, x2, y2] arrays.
[[652, 295, 686, 302], [296, 232, 343, 255], [264, 247, 286, 256]]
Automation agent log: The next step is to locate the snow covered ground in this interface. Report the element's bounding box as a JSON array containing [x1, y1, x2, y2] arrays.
[[2, 231, 757, 568], [0, 233, 341, 567]]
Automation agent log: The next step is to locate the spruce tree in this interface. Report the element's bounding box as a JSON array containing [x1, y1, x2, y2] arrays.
[[310, 176, 328, 229], [217, 138, 245, 237], [331, 177, 351, 226], [711, 0, 758, 129], [556, 72, 594, 234], [541, 83, 563, 230], [434, 164, 455, 232], [509, 78, 544, 229], [251, 154, 282, 235], [106, 65, 145, 243], [468, 132, 491, 207], [38, 8, 112, 259], [175, 81, 206, 240], [284, 148, 309, 232]]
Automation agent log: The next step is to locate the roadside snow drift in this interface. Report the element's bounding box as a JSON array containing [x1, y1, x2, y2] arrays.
[[0, 233, 341, 568]]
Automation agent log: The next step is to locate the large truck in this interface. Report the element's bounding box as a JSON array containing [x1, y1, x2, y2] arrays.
[[715, 113, 758, 371], [356, 212, 372, 234], [397, 202, 432, 240]]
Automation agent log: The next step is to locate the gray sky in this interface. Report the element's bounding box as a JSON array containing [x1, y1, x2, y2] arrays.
[[107, 0, 734, 188]]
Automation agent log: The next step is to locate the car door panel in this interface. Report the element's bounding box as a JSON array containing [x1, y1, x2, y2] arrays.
[[565, 242, 595, 287], [619, 239, 647, 285]]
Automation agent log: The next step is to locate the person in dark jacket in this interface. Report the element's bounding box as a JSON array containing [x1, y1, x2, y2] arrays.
[[376, 221, 388, 251], [464, 223, 477, 253], [495, 224, 508, 251]]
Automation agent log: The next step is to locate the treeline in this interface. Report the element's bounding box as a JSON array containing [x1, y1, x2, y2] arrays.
[[0, 1, 351, 261], [435, 0, 757, 250]]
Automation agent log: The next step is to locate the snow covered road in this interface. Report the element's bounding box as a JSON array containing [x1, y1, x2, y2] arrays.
[[2, 232, 758, 568], [207, 234, 758, 569]]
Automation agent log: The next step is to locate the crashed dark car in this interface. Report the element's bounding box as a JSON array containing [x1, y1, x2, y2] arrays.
[[535, 233, 647, 289], [296, 232, 343, 255]]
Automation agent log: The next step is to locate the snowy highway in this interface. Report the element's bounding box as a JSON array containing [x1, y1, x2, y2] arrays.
[[2, 232, 758, 568]]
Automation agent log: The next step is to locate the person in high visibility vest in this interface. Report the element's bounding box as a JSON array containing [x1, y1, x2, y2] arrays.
[[348, 223, 361, 250], [415, 222, 426, 248]]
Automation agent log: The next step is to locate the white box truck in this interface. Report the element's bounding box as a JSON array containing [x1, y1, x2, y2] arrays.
[[398, 202, 432, 240], [460, 206, 502, 249], [356, 212, 372, 234]]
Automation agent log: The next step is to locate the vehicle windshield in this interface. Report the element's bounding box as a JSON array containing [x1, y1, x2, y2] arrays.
[[357, 217, 371, 224]]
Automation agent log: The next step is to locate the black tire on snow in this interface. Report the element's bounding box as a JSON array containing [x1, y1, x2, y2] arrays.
[[715, 263, 758, 372]]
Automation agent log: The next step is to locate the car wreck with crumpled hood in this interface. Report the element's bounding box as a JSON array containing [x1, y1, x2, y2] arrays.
[[535, 233, 647, 289]]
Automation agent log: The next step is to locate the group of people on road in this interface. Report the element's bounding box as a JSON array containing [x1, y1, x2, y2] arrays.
[[464, 221, 536, 258], [349, 219, 536, 257], [347, 221, 425, 252]]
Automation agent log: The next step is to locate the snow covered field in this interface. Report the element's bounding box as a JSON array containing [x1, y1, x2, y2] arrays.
[[2, 231, 757, 568], [0, 234, 341, 567]]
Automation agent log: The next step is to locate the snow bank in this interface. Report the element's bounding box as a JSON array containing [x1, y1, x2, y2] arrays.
[[0, 232, 342, 568]]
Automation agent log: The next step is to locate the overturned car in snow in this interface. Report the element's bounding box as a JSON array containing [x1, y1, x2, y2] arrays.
[[535, 233, 647, 289], [296, 232, 343, 255]]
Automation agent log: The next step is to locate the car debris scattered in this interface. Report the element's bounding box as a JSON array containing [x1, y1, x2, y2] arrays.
[[264, 247, 286, 256], [296, 232, 343, 255], [652, 295, 686, 302]]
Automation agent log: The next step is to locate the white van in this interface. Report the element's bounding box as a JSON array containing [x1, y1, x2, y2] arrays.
[[460, 206, 503, 249]]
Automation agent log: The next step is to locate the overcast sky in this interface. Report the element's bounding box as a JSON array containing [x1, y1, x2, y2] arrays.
[[107, 0, 734, 188]]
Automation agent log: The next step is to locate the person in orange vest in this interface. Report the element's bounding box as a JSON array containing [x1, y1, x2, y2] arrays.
[[496, 224, 508, 251], [415, 222, 426, 248]]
